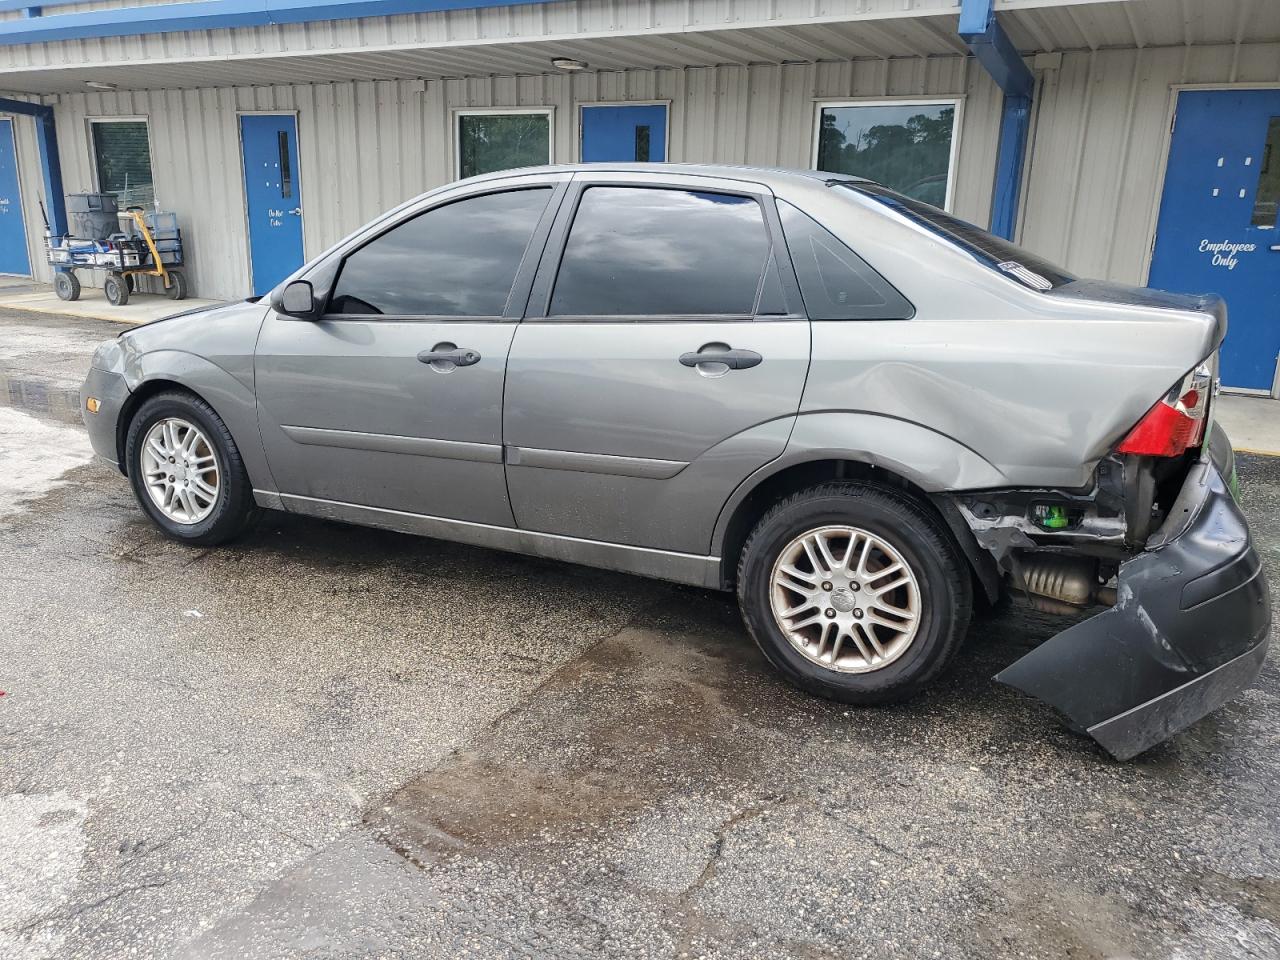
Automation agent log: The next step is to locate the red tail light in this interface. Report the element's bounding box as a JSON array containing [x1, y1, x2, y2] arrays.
[[1116, 362, 1214, 458]]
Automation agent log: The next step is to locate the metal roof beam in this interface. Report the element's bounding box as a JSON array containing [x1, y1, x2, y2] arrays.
[[959, 0, 1033, 240], [959, 0, 1035, 98], [0, 0, 559, 47]]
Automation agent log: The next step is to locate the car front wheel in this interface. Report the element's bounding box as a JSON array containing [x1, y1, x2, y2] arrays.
[[737, 482, 972, 705], [124, 391, 259, 545]]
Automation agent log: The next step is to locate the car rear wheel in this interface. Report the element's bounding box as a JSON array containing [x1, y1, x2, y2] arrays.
[[124, 391, 259, 545], [737, 482, 972, 705]]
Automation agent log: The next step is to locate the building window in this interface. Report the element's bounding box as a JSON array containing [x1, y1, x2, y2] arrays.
[[1251, 116, 1280, 229], [814, 99, 960, 210], [456, 110, 552, 180], [90, 119, 155, 208]]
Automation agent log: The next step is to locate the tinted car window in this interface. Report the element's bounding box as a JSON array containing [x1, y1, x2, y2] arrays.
[[845, 183, 1076, 290], [329, 188, 551, 316], [550, 186, 771, 316], [778, 200, 912, 320]]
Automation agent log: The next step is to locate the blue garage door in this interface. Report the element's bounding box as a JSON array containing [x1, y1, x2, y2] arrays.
[[240, 114, 305, 296], [581, 104, 668, 163], [0, 118, 31, 276], [1149, 89, 1280, 392]]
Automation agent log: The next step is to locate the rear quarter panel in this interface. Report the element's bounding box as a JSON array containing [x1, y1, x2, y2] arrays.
[[775, 179, 1221, 490]]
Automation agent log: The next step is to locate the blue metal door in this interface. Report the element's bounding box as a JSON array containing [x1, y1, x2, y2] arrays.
[[580, 104, 667, 163], [0, 118, 31, 276], [1149, 89, 1280, 391], [240, 114, 304, 296]]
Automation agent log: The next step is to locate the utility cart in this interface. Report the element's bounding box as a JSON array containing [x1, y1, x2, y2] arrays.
[[46, 193, 188, 307]]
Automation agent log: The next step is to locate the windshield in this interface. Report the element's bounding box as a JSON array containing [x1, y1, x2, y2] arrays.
[[841, 182, 1077, 290]]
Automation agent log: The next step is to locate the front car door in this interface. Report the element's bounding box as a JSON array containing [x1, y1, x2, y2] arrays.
[[254, 175, 566, 526], [503, 172, 811, 556]]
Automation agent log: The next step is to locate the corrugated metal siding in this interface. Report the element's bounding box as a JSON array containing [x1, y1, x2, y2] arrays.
[[1018, 41, 1280, 284], [22, 57, 1001, 298]]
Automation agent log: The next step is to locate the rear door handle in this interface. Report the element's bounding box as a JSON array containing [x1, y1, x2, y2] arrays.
[[679, 348, 762, 370], [418, 347, 481, 367]]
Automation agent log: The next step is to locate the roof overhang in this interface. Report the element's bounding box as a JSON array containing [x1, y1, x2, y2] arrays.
[[0, 0, 1276, 96]]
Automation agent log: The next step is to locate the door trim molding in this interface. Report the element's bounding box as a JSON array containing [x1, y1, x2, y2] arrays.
[[505, 444, 688, 479], [266, 490, 721, 588], [282, 424, 503, 463]]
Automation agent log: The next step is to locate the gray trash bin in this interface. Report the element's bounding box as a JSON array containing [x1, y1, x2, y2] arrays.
[[65, 193, 119, 240]]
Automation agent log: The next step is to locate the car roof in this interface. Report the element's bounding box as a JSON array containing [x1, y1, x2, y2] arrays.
[[459, 162, 872, 191]]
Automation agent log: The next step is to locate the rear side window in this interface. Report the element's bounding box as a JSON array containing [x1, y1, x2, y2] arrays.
[[328, 187, 551, 317], [550, 186, 772, 316], [778, 200, 912, 320]]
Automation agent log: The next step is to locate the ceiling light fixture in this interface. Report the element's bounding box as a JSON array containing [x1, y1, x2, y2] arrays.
[[551, 57, 587, 72], [84, 80, 118, 90]]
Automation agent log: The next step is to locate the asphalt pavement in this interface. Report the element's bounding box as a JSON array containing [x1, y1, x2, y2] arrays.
[[1, 307, 1278, 960]]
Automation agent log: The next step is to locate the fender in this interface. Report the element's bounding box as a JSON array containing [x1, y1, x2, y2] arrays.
[[709, 410, 1008, 558], [122, 349, 277, 494]]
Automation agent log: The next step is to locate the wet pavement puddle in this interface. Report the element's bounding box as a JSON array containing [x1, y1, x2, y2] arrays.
[[0, 370, 84, 425]]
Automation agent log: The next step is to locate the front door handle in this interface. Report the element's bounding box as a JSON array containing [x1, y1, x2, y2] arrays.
[[418, 346, 481, 367], [679, 348, 762, 370]]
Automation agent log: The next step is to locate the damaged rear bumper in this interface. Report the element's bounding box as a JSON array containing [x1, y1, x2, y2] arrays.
[[996, 458, 1271, 760]]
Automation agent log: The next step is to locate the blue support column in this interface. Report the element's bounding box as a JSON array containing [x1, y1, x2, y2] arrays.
[[990, 94, 1031, 240], [0, 97, 66, 238], [959, 0, 1034, 240]]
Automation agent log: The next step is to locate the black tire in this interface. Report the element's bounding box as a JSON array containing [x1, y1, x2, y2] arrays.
[[164, 269, 187, 300], [124, 390, 260, 546], [104, 273, 130, 306], [737, 482, 972, 705], [54, 271, 81, 301]]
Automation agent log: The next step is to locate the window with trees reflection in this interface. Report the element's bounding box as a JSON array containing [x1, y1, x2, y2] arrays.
[[816, 102, 957, 209]]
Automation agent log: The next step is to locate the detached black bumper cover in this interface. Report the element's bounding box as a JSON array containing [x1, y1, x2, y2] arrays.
[[996, 461, 1271, 760]]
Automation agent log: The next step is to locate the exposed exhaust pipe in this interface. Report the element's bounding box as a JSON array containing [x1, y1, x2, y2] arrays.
[[1017, 555, 1117, 614]]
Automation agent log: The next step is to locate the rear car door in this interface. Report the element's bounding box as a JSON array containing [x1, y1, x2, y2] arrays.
[[254, 177, 564, 525], [503, 172, 811, 555]]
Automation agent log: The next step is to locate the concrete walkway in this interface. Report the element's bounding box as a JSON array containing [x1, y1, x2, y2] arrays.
[[1217, 393, 1280, 456], [0, 279, 222, 325]]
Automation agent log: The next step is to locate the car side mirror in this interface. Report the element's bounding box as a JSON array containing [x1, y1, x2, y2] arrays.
[[276, 279, 318, 319]]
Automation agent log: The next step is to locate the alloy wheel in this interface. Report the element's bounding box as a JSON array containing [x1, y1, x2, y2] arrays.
[[140, 418, 220, 524], [769, 525, 922, 673]]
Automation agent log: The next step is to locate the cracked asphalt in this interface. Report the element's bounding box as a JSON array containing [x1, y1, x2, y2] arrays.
[[1, 307, 1279, 959]]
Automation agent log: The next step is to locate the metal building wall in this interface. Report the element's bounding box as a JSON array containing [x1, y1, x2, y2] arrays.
[[27, 56, 1001, 299], [1018, 41, 1280, 284]]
